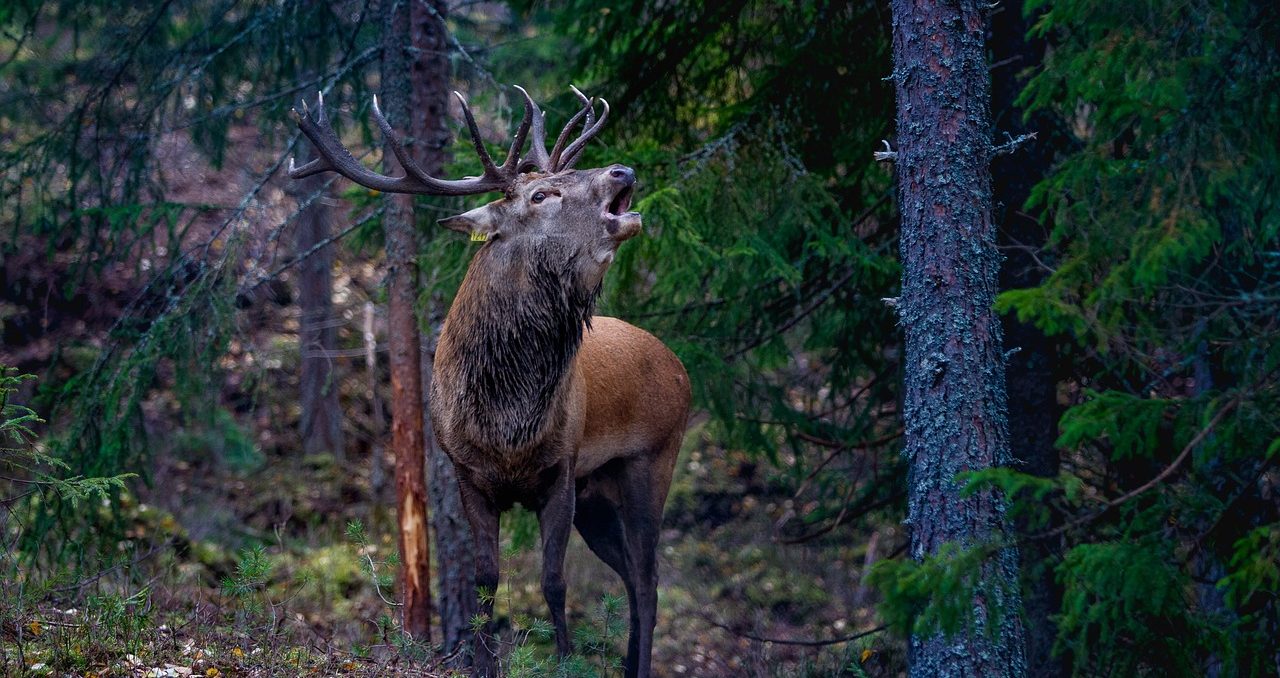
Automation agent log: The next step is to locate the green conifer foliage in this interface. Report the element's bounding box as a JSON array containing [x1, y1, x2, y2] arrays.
[[985, 1, 1280, 673], [0, 1, 384, 560]]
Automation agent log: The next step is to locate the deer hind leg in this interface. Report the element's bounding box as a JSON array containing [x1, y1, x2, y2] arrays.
[[573, 466, 639, 662], [617, 454, 670, 678], [456, 473, 501, 678], [576, 450, 675, 678], [574, 462, 629, 576], [537, 461, 576, 658]]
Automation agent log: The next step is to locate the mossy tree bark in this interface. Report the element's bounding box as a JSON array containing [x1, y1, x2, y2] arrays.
[[887, 0, 1027, 675], [380, 0, 432, 643]]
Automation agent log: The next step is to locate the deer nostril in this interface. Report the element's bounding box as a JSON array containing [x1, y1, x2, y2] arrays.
[[609, 166, 634, 181]]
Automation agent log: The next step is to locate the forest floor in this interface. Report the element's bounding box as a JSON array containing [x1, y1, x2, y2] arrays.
[[4, 425, 902, 677]]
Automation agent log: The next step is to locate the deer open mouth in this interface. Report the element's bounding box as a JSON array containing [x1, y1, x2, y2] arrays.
[[603, 184, 642, 241], [607, 184, 634, 216]]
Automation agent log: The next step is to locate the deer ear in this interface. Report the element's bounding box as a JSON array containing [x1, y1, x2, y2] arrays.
[[438, 204, 501, 240]]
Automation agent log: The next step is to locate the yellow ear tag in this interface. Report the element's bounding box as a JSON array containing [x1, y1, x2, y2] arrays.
[[469, 231, 488, 242]]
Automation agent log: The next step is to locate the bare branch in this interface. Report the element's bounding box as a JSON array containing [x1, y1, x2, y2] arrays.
[[873, 139, 897, 162], [991, 131, 1037, 157]]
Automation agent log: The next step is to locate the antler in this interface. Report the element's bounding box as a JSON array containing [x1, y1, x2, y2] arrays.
[[288, 90, 531, 196], [515, 85, 611, 174], [288, 85, 609, 193], [557, 86, 610, 171]]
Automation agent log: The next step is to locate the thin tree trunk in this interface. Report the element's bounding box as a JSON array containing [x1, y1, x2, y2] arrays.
[[405, 0, 479, 661], [290, 144, 345, 462], [381, 0, 432, 643], [366, 301, 390, 512], [989, 3, 1065, 674], [1189, 317, 1227, 678], [887, 1, 1027, 675]]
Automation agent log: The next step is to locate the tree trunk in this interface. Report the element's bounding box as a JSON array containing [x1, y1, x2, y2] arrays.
[[405, 0, 479, 661], [989, 3, 1066, 674], [422, 323, 478, 662], [381, 0, 432, 644], [888, 1, 1027, 676], [290, 142, 345, 462]]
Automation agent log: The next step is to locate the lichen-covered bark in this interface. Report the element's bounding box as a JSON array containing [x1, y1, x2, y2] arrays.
[[403, 0, 480, 654], [888, 0, 1027, 675], [381, 0, 432, 643]]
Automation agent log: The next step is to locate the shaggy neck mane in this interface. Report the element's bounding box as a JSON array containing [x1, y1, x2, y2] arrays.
[[449, 238, 600, 449]]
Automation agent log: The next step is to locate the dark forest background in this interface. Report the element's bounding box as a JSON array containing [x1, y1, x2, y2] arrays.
[[1, 1, 1277, 676]]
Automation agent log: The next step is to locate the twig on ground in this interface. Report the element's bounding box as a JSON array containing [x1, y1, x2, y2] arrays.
[[362, 552, 402, 607], [701, 611, 887, 647], [52, 539, 172, 594]]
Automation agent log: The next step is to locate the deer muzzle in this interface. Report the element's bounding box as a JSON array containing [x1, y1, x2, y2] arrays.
[[603, 166, 642, 241]]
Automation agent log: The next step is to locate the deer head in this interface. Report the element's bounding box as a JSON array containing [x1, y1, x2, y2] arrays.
[[289, 86, 640, 294]]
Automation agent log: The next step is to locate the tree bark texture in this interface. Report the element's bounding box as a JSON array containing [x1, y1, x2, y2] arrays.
[[289, 146, 346, 463], [422, 325, 477, 662], [989, 3, 1066, 674], [381, 0, 432, 643], [405, 0, 479, 661], [888, 1, 1027, 676]]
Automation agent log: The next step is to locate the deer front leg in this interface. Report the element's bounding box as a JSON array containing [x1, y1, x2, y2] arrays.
[[456, 473, 501, 677], [537, 461, 577, 658]]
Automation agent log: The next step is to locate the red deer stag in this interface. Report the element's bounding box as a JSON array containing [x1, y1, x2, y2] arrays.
[[289, 86, 689, 678]]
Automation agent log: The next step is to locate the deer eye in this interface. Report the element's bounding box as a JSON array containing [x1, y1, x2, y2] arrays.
[[531, 191, 547, 204]]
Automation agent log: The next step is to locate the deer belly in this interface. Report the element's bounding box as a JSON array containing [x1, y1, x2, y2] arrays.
[[575, 428, 651, 477]]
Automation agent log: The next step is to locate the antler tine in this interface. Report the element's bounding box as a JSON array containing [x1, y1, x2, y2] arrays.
[[502, 87, 537, 173], [370, 94, 436, 183], [514, 85, 550, 173], [546, 85, 596, 171], [288, 93, 510, 196], [570, 85, 595, 130], [288, 92, 333, 178], [547, 105, 592, 172], [453, 91, 504, 181], [558, 97, 610, 171]]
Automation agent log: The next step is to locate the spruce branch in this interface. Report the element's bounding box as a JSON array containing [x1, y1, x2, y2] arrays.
[[1028, 374, 1274, 542]]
